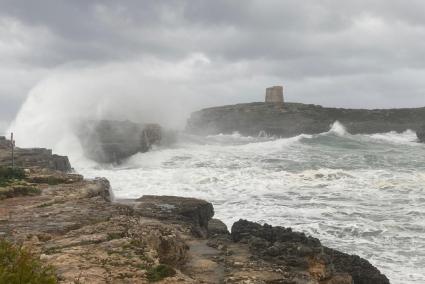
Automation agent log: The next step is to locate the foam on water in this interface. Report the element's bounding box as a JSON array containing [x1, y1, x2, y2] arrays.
[[75, 124, 425, 284], [366, 130, 419, 145]]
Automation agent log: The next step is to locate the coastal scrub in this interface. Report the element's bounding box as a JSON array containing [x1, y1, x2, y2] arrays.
[[0, 239, 57, 284]]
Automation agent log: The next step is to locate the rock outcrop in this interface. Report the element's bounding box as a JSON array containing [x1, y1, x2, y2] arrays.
[[76, 120, 162, 163], [230, 219, 389, 284], [186, 102, 425, 137], [417, 125, 425, 142], [127, 195, 214, 238], [0, 136, 71, 172]]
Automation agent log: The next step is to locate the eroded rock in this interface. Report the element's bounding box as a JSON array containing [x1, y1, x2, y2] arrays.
[[231, 219, 389, 284], [0, 137, 71, 172], [130, 195, 214, 238], [76, 120, 162, 163]]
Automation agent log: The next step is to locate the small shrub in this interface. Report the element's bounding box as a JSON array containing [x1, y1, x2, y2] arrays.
[[0, 239, 57, 284], [146, 264, 176, 282], [0, 186, 41, 200], [0, 167, 26, 187]]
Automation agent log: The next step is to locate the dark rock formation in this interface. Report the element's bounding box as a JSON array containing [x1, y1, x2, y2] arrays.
[[129, 195, 215, 238], [76, 120, 161, 163], [186, 102, 425, 137], [0, 136, 71, 172], [231, 219, 390, 284], [324, 247, 390, 284], [417, 125, 425, 142]]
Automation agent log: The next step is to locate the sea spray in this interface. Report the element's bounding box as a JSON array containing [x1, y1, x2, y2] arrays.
[[327, 121, 347, 136], [7, 55, 220, 163]]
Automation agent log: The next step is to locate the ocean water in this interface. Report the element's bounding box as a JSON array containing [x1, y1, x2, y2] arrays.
[[76, 122, 425, 284]]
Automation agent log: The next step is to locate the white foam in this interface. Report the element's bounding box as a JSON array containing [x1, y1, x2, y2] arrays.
[[327, 121, 348, 136], [366, 130, 419, 145]]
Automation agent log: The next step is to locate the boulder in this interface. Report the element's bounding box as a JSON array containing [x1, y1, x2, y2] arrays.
[[131, 195, 214, 238], [77, 120, 161, 163], [208, 218, 229, 237]]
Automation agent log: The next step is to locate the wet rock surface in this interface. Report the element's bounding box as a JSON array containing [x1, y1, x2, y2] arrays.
[[229, 219, 389, 284], [186, 102, 425, 137], [76, 120, 162, 163]]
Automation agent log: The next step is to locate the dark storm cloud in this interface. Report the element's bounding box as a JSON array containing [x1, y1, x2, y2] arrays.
[[1, 0, 425, 133]]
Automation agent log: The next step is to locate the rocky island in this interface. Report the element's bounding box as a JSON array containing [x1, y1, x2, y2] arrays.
[[186, 86, 425, 140], [0, 137, 389, 283]]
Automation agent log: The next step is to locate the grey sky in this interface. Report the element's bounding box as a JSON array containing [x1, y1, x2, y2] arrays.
[[2, 0, 425, 133]]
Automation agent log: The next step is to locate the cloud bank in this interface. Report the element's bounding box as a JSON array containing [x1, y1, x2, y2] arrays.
[[2, 0, 425, 138]]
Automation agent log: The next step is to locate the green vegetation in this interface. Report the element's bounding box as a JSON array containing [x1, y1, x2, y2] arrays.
[[146, 264, 176, 282], [0, 166, 41, 199], [0, 186, 41, 200], [0, 167, 25, 187], [0, 239, 57, 284]]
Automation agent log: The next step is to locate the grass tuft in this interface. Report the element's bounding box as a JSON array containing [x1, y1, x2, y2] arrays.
[[0, 167, 26, 187], [0, 239, 57, 284], [146, 264, 176, 282]]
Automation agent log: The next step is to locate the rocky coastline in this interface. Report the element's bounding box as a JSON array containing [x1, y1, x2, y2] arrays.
[[186, 102, 425, 140], [0, 141, 390, 283]]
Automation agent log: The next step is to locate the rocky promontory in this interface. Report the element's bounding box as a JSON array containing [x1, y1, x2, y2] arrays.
[[186, 102, 425, 139], [0, 142, 390, 283], [76, 120, 162, 164]]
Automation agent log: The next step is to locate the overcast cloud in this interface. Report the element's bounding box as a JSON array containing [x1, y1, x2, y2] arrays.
[[2, 0, 425, 134]]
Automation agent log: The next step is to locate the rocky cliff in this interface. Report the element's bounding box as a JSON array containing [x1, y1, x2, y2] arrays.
[[186, 102, 425, 138], [0, 136, 71, 172], [76, 120, 162, 163]]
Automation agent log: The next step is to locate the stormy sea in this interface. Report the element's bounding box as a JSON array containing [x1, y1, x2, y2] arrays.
[[73, 122, 425, 284]]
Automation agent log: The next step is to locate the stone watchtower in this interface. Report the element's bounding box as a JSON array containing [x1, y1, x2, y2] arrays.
[[265, 86, 284, 103]]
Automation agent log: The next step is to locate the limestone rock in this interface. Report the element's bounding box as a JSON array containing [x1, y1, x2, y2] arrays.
[[0, 137, 71, 172], [77, 120, 162, 163], [131, 195, 214, 238]]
